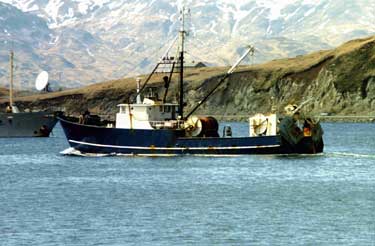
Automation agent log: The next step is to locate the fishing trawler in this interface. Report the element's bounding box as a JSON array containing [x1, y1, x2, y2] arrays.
[[0, 51, 59, 137], [59, 7, 324, 156]]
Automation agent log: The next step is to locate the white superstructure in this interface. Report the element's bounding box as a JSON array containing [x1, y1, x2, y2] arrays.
[[116, 99, 179, 130]]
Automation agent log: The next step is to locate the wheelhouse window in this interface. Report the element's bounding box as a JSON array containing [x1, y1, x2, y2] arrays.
[[119, 106, 127, 114], [164, 106, 171, 113], [159, 106, 172, 113]]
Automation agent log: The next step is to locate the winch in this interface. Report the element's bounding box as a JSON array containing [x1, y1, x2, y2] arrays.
[[184, 116, 219, 137]]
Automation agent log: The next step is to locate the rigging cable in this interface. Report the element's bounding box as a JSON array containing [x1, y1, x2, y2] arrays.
[[185, 46, 255, 119], [131, 34, 179, 103]]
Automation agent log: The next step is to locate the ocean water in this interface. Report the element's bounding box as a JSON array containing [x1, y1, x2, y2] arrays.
[[0, 123, 374, 245]]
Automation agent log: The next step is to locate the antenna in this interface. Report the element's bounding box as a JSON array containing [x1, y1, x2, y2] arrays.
[[35, 71, 49, 92]]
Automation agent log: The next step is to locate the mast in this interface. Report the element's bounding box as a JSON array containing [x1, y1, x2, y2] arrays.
[[9, 50, 14, 108], [136, 78, 142, 104], [178, 6, 188, 119]]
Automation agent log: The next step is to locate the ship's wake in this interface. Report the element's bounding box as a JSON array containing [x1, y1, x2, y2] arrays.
[[60, 148, 115, 157], [60, 148, 177, 157], [326, 152, 375, 159], [61, 147, 375, 159]]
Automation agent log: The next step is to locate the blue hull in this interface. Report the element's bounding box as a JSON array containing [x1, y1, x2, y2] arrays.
[[59, 117, 322, 156]]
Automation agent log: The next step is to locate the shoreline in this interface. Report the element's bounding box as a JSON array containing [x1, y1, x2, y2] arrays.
[[197, 115, 375, 123]]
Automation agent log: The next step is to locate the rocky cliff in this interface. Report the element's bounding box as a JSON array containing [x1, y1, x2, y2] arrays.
[[2, 35, 375, 119]]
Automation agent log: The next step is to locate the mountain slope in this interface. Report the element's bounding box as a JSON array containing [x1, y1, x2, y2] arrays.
[[0, 2, 52, 87], [0, 2, 125, 90], [0, 0, 374, 89]]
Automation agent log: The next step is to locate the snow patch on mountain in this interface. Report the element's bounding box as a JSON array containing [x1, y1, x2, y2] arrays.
[[0, 0, 374, 87]]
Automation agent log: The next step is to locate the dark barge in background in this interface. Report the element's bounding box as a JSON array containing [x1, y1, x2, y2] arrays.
[[0, 51, 59, 138], [0, 111, 59, 137], [59, 6, 324, 156]]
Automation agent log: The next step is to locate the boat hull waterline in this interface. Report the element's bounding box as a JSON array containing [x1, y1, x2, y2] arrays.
[[59, 117, 322, 156]]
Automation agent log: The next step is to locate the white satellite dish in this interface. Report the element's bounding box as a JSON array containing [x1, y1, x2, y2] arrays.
[[35, 71, 49, 91]]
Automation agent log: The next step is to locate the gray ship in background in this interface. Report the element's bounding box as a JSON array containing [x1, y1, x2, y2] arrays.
[[0, 51, 59, 137]]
